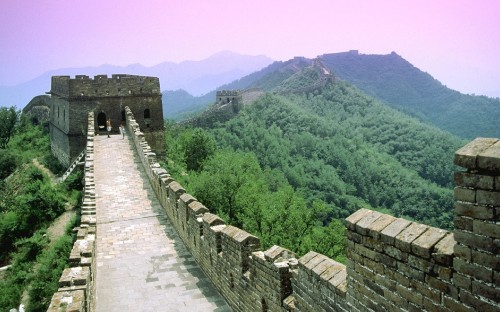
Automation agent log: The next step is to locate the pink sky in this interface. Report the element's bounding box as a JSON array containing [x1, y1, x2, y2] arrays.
[[1, 0, 499, 96]]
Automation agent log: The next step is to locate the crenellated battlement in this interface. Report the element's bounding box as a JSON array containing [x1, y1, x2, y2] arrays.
[[50, 74, 161, 98]]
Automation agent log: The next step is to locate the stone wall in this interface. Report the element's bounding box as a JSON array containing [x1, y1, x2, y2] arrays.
[[124, 107, 499, 312], [48, 112, 97, 312]]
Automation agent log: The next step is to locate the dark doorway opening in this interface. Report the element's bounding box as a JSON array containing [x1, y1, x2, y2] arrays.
[[97, 112, 107, 132]]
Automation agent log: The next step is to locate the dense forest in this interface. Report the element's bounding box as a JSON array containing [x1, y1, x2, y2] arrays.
[[163, 65, 466, 262], [0, 108, 82, 312], [320, 51, 500, 139]]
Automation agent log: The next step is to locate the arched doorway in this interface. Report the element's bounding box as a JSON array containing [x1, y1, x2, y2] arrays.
[[97, 112, 107, 132]]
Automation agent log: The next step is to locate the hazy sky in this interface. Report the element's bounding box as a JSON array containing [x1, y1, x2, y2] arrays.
[[1, 0, 499, 96]]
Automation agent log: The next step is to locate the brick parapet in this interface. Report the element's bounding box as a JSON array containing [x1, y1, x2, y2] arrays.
[[51, 74, 161, 99], [47, 112, 97, 312]]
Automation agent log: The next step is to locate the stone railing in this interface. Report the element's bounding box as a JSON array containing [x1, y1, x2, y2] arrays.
[[47, 112, 97, 311], [124, 105, 500, 312]]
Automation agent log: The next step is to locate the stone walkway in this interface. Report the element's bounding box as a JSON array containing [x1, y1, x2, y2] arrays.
[[94, 134, 231, 312]]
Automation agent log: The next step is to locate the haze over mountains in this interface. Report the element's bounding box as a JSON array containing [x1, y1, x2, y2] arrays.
[[0, 51, 273, 109], [167, 51, 500, 140]]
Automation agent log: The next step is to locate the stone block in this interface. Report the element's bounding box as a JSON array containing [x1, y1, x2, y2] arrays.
[[380, 218, 412, 245], [354, 210, 382, 235], [47, 290, 85, 312], [461, 289, 500, 311], [411, 227, 448, 258], [472, 279, 500, 302], [454, 138, 498, 169], [298, 251, 320, 267], [453, 272, 472, 290], [454, 172, 494, 189], [319, 262, 345, 282], [443, 295, 475, 312], [472, 249, 499, 270], [473, 219, 500, 238], [455, 202, 495, 220], [395, 223, 428, 253], [477, 140, 500, 171], [397, 261, 425, 281], [454, 230, 494, 253], [432, 232, 455, 266], [454, 187, 476, 203], [58, 267, 90, 287], [345, 208, 373, 230], [454, 215, 473, 231], [454, 243, 471, 261], [476, 189, 500, 206], [366, 213, 397, 239], [454, 258, 492, 283]]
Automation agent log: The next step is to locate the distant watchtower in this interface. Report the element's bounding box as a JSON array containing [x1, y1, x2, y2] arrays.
[[49, 74, 164, 167]]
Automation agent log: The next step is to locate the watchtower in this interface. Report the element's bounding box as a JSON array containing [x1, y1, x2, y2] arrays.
[[49, 74, 164, 167]]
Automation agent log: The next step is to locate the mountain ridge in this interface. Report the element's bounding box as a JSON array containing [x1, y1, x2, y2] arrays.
[[0, 51, 273, 109]]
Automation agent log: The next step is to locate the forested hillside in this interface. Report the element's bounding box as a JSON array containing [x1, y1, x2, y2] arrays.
[[320, 51, 500, 139], [208, 82, 463, 228], [164, 65, 466, 262], [0, 111, 81, 311]]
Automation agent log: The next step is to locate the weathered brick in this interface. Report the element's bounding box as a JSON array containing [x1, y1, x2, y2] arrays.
[[432, 233, 455, 266], [454, 172, 495, 189], [472, 280, 500, 302], [454, 243, 471, 261], [472, 249, 499, 270], [455, 202, 495, 220], [443, 295, 475, 312], [355, 210, 382, 236], [461, 289, 500, 311], [454, 229, 494, 252], [395, 223, 428, 253], [454, 187, 476, 203], [476, 189, 500, 206], [454, 215, 474, 231], [345, 208, 373, 230], [407, 255, 432, 273], [454, 138, 498, 169], [477, 140, 500, 171], [397, 261, 425, 281], [411, 227, 448, 258], [396, 284, 423, 306], [473, 219, 500, 239], [366, 214, 397, 239], [453, 272, 472, 290], [454, 258, 492, 283], [380, 218, 411, 245], [47, 290, 85, 312], [410, 279, 441, 304]]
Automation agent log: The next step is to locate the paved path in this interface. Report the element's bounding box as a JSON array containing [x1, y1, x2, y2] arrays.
[[94, 134, 231, 312]]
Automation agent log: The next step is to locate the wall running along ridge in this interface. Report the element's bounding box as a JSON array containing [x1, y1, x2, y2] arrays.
[[47, 107, 500, 311]]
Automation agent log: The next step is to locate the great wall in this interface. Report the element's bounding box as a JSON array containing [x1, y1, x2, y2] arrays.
[[45, 103, 500, 311]]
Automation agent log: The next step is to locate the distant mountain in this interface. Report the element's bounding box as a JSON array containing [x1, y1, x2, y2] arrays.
[[163, 57, 314, 119], [319, 50, 500, 139], [0, 51, 273, 109]]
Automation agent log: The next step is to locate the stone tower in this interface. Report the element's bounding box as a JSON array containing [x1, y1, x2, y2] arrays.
[[49, 74, 164, 167]]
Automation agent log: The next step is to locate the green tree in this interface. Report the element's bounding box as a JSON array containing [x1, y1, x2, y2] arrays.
[[0, 106, 19, 148], [181, 128, 216, 171]]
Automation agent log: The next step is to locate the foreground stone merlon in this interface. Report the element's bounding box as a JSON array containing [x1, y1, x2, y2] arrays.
[[454, 137, 500, 170]]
